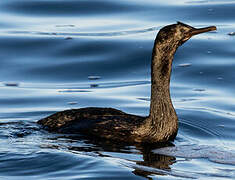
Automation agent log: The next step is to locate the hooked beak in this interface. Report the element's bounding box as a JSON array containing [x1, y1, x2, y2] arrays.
[[190, 26, 217, 36], [181, 25, 216, 45]]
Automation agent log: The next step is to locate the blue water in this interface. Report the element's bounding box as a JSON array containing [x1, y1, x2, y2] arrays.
[[1, 0, 235, 179]]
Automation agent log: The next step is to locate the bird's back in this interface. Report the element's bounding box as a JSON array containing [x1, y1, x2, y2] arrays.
[[38, 107, 145, 142]]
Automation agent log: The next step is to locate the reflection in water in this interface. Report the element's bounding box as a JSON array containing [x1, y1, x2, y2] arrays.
[[1, 120, 235, 179], [47, 134, 176, 179], [133, 144, 175, 179]]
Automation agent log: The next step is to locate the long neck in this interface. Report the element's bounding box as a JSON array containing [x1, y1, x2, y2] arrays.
[[149, 41, 176, 119], [134, 39, 179, 142], [144, 39, 179, 142]]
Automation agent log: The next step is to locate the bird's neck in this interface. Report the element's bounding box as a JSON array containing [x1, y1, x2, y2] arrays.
[[133, 40, 179, 142], [145, 41, 178, 141], [149, 42, 176, 119]]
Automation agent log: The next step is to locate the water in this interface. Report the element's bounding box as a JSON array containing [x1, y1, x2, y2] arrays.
[[0, 0, 235, 179]]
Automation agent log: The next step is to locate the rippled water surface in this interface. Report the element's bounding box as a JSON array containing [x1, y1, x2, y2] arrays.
[[1, 0, 235, 179]]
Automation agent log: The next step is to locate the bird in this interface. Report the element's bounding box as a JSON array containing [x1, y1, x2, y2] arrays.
[[38, 22, 216, 143]]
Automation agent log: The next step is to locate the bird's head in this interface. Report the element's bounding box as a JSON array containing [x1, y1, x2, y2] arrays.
[[156, 22, 216, 46]]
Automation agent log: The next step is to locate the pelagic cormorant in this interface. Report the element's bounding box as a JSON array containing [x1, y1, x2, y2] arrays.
[[38, 22, 216, 143]]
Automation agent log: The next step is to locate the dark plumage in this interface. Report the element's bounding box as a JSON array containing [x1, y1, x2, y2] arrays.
[[38, 22, 216, 143]]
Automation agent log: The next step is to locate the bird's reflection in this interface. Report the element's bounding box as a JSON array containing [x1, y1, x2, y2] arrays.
[[43, 134, 176, 179], [133, 143, 176, 178]]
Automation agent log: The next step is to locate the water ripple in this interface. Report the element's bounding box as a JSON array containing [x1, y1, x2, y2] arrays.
[[154, 144, 235, 165], [5, 26, 159, 37]]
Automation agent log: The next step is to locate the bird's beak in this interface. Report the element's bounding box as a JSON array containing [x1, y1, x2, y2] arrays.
[[190, 26, 217, 36], [180, 25, 216, 45]]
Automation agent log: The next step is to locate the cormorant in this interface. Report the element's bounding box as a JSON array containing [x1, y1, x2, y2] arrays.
[[38, 22, 216, 143]]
